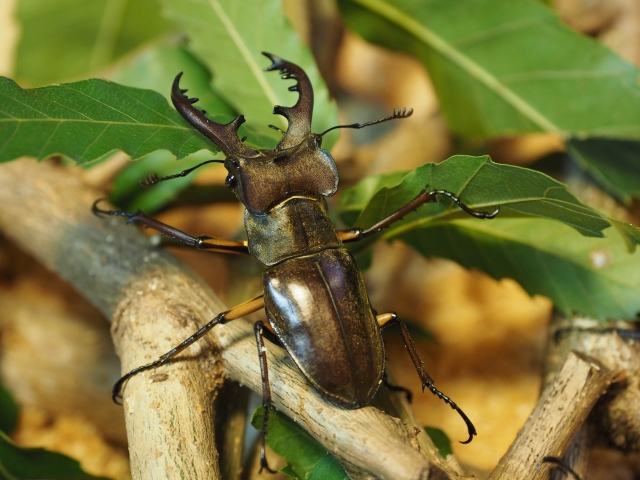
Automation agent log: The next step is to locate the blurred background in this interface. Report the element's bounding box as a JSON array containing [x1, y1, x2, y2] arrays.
[[0, 0, 639, 478]]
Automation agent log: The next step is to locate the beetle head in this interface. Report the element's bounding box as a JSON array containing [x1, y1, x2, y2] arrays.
[[172, 53, 338, 215]]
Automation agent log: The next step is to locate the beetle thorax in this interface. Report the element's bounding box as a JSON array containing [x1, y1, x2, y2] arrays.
[[224, 134, 339, 215]]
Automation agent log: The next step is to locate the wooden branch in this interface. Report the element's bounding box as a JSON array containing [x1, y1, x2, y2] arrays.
[[0, 158, 471, 480], [487, 350, 619, 480], [542, 314, 640, 478], [545, 315, 640, 452]]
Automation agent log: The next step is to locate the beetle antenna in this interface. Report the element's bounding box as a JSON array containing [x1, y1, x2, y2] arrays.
[[140, 160, 224, 187], [319, 108, 414, 136], [268, 124, 286, 135]]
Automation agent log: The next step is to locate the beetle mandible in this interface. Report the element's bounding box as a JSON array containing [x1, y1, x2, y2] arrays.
[[93, 52, 499, 473]]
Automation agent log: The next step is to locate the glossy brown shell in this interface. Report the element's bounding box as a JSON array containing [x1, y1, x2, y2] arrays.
[[263, 248, 384, 408], [226, 138, 339, 215]]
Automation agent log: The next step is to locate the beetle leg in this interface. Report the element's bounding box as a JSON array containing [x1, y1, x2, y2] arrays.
[[112, 295, 265, 404], [92, 199, 249, 254], [377, 312, 477, 444], [254, 321, 277, 474], [337, 188, 499, 243], [541, 456, 583, 480], [382, 372, 413, 403]]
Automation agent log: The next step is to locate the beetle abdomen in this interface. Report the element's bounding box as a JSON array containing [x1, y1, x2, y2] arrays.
[[263, 248, 384, 408]]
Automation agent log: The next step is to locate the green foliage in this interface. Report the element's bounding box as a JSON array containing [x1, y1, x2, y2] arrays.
[[105, 41, 277, 209], [338, 0, 640, 139], [0, 77, 216, 164], [160, 0, 339, 147], [338, 0, 640, 202], [568, 139, 640, 205], [107, 149, 216, 212], [0, 384, 18, 436], [338, 156, 640, 320], [424, 427, 453, 458], [105, 42, 238, 210], [2, 0, 640, 476], [340, 155, 616, 239], [307, 456, 349, 480], [0, 385, 103, 480], [15, 0, 173, 85], [251, 407, 348, 479], [0, 432, 107, 480], [339, 170, 408, 226], [108, 42, 238, 124], [401, 217, 640, 321]]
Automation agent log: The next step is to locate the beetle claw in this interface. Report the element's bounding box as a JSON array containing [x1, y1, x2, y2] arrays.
[[258, 454, 277, 475], [428, 189, 500, 219], [92, 199, 133, 219]]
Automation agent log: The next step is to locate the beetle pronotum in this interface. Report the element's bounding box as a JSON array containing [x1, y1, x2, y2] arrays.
[[94, 52, 498, 472]]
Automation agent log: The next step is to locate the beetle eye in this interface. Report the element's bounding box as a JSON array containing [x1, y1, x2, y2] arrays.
[[225, 173, 237, 189], [308, 135, 322, 149]]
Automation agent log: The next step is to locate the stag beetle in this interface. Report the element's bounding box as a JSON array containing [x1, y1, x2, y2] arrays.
[[94, 52, 499, 473]]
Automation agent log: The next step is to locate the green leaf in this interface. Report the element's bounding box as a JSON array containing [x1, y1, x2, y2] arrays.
[[250, 407, 348, 480], [338, 170, 408, 226], [14, 0, 174, 86], [0, 77, 216, 164], [337, 156, 640, 319], [159, 0, 339, 147], [0, 431, 106, 480], [611, 219, 640, 253], [279, 464, 298, 478], [342, 155, 613, 240], [338, 0, 640, 201], [568, 139, 640, 206], [338, 0, 640, 140], [0, 384, 18, 436], [108, 42, 237, 123], [400, 218, 640, 320], [106, 42, 227, 210], [424, 427, 452, 458], [308, 455, 350, 480]]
